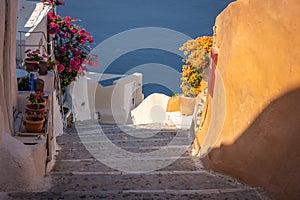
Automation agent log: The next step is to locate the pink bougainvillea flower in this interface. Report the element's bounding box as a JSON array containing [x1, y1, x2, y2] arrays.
[[68, 23, 74, 29], [61, 33, 68, 38], [47, 12, 56, 21], [80, 39, 85, 44], [49, 21, 60, 34], [57, 64, 65, 73], [72, 65, 80, 71], [73, 49, 80, 56], [71, 28, 78, 33], [63, 16, 71, 23], [70, 59, 77, 67], [88, 37, 94, 43], [33, 49, 40, 54], [49, 22, 58, 28], [61, 47, 67, 54], [42, 54, 49, 58], [73, 56, 80, 63], [45, 1, 94, 90], [36, 91, 45, 95], [77, 67, 83, 74]]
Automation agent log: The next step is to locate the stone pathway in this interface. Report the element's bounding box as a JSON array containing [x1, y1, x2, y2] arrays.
[[7, 120, 270, 199]]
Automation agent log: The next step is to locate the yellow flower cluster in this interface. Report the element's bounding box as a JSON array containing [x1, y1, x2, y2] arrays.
[[195, 36, 213, 54], [179, 36, 213, 97], [182, 65, 192, 77]]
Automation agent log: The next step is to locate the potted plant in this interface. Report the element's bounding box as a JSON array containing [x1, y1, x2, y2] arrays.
[[24, 114, 45, 133], [24, 48, 49, 72], [38, 60, 47, 75], [27, 91, 47, 105], [178, 36, 213, 115], [25, 91, 47, 116], [24, 91, 47, 132], [166, 93, 180, 112]]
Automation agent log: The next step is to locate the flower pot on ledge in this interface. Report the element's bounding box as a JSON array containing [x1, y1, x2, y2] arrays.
[[178, 95, 196, 115], [24, 115, 45, 133], [25, 103, 46, 116], [24, 59, 39, 72], [38, 60, 48, 75], [166, 95, 180, 112]]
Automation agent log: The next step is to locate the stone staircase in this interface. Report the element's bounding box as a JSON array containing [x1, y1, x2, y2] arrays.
[[6, 120, 270, 199]]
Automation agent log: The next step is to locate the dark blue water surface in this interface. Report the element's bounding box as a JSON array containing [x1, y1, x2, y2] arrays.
[[56, 0, 234, 97]]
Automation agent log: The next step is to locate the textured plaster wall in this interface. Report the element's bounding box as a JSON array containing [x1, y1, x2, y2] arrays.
[[0, 0, 48, 192], [195, 0, 300, 199]]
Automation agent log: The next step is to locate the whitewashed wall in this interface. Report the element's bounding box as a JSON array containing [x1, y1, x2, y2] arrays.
[[0, 0, 45, 192], [0, 0, 17, 136]]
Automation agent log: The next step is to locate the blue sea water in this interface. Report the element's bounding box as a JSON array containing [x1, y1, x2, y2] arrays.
[[56, 0, 234, 97]]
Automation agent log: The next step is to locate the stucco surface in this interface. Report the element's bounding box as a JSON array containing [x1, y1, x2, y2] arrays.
[[195, 0, 300, 199], [198, 70, 226, 157], [0, 0, 49, 192], [0, 0, 18, 142]]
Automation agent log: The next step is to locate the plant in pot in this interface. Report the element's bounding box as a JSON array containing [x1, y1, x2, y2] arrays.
[[24, 48, 49, 73], [178, 36, 213, 115], [166, 93, 181, 112], [24, 115, 45, 133], [24, 91, 47, 132], [38, 59, 49, 75], [24, 49, 42, 72], [25, 91, 47, 116], [38, 56, 55, 75]]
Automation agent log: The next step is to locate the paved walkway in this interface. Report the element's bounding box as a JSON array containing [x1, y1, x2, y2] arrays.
[[7, 120, 269, 199]]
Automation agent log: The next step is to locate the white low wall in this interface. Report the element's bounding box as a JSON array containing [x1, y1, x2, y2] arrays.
[[66, 72, 144, 124]]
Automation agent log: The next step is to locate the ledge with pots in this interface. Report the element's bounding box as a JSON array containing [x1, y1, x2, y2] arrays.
[[13, 71, 61, 175], [14, 90, 53, 168]]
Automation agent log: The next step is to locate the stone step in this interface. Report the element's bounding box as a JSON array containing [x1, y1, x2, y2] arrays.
[[75, 126, 186, 134], [47, 172, 245, 192], [51, 157, 201, 173], [53, 156, 198, 173], [55, 146, 193, 160], [62, 129, 191, 141], [6, 188, 269, 200], [60, 131, 190, 142], [77, 130, 190, 139], [74, 121, 180, 130], [35, 122, 270, 200], [57, 138, 192, 150], [77, 135, 192, 144], [57, 141, 191, 150]]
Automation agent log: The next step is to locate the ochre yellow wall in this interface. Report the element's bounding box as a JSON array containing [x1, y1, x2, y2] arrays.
[[194, 0, 300, 199]]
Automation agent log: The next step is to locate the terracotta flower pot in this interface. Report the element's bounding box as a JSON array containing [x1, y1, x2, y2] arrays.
[[24, 115, 45, 133], [178, 95, 196, 115], [24, 59, 39, 72], [25, 103, 46, 116], [38, 60, 48, 75]]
